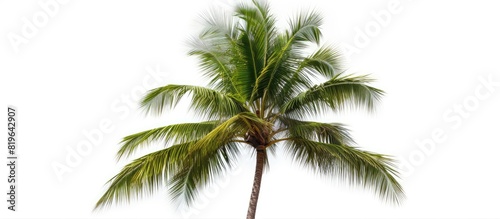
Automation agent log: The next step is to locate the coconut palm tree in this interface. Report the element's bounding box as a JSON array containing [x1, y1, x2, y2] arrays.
[[94, 0, 404, 218]]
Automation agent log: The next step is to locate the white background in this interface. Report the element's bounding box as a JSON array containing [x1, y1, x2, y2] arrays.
[[1, 0, 500, 218]]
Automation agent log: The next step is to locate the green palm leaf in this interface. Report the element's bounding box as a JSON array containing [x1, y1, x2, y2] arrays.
[[188, 112, 268, 154], [95, 141, 192, 209], [277, 116, 355, 145], [141, 84, 248, 119], [251, 10, 323, 104], [116, 121, 219, 160], [188, 12, 241, 96], [282, 137, 404, 204], [280, 74, 384, 118], [299, 45, 344, 78], [169, 142, 241, 205]]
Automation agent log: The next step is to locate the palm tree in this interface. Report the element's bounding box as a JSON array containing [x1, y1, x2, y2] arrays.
[[94, 0, 405, 218]]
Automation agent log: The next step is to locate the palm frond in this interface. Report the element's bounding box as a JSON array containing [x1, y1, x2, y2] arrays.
[[299, 45, 344, 78], [95, 142, 192, 210], [251, 10, 323, 108], [278, 116, 354, 145], [283, 137, 405, 204], [280, 74, 384, 118], [189, 112, 267, 154], [233, 0, 277, 102], [188, 42, 240, 95], [141, 84, 248, 119], [116, 121, 220, 160], [272, 45, 345, 113], [169, 142, 241, 206], [286, 10, 323, 47], [189, 11, 241, 96]]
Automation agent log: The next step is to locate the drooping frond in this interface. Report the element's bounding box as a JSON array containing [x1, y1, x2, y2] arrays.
[[282, 137, 404, 204], [277, 116, 355, 145], [169, 142, 241, 205], [141, 84, 248, 119], [116, 121, 220, 160], [280, 74, 384, 119], [95, 141, 192, 209], [167, 112, 267, 205]]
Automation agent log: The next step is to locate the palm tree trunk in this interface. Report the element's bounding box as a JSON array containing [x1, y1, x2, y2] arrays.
[[246, 145, 265, 219]]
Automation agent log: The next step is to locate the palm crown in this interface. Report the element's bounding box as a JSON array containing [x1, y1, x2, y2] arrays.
[[95, 1, 404, 218]]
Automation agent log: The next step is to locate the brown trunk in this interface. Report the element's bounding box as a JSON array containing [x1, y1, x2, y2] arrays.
[[246, 145, 266, 219]]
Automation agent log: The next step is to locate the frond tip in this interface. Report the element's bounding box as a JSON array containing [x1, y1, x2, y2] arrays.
[[283, 138, 405, 204]]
